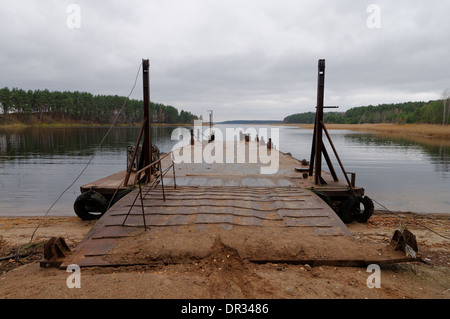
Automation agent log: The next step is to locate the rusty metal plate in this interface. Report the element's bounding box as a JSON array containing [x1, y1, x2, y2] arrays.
[[62, 185, 354, 268], [62, 145, 412, 268]]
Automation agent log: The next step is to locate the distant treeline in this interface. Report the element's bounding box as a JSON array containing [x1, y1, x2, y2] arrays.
[[283, 100, 450, 125], [0, 87, 198, 125]]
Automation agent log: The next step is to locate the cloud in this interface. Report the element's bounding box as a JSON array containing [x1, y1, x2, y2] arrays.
[[0, 0, 449, 121]]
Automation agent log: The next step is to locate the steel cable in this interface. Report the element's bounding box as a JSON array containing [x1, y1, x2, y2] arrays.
[[372, 197, 450, 240]]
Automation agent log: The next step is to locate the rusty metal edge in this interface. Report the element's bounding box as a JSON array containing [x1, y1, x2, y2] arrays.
[[59, 257, 422, 270]]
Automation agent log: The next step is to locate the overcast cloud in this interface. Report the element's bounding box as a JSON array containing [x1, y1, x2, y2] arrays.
[[0, 0, 449, 121]]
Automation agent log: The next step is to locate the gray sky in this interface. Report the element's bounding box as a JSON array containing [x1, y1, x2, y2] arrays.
[[1, 0, 449, 122]]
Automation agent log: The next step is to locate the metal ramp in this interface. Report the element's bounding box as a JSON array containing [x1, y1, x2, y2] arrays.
[[61, 185, 413, 268]]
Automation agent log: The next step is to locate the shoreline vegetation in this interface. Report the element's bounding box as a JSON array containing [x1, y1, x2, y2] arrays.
[[283, 100, 450, 125], [295, 123, 450, 140], [0, 87, 199, 127], [1, 87, 449, 140], [281, 99, 450, 142], [288, 123, 450, 147], [0, 113, 196, 129]]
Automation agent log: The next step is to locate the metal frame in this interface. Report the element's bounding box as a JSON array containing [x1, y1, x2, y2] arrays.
[[122, 152, 177, 230], [121, 58, 178, 230], [308, 59, 353, 189]]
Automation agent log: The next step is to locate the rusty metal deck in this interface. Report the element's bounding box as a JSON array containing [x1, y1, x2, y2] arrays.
[[80, 170, 137, 195], [62, 142, 414, 268]]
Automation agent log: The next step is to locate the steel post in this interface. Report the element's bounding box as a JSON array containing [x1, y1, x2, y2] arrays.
[[142, 59, 152, 182], [314, 59, 325, 185]]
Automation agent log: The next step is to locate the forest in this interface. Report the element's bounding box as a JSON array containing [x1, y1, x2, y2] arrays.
[[0, 87, 198, 125], [283, 100, 450, 125]]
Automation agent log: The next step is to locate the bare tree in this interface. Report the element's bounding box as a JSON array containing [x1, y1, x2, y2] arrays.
[[443, 89, 450, 125]]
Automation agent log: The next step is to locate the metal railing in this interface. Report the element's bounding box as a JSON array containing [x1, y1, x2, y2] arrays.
[[122, 152, 176, 230]]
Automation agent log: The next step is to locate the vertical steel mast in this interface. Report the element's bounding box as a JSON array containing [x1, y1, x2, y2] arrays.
[[142, 59, 152, 181]]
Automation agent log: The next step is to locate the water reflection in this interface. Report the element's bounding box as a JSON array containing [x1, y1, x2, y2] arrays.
[[0, 126, 187, 161], [345, 133, 450, 175], [0, 126, 190, 216]]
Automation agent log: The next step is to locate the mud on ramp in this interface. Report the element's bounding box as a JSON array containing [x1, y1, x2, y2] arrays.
[[62, 186, 413, 268]]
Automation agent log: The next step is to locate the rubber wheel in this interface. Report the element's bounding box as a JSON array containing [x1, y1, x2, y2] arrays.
[[74, 191, 109, 221], [354, 196, 374, 223], [338, 196, 356, 223], [339, 196, 374, 224]]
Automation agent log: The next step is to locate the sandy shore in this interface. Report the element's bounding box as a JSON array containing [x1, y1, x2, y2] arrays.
[[0, 211, 449, 299]]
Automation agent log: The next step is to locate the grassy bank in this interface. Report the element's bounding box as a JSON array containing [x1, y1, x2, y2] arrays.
[[295, 123, 450, 140]]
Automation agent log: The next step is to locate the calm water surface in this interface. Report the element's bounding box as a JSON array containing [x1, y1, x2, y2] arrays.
[[0, 125, 449, 216]]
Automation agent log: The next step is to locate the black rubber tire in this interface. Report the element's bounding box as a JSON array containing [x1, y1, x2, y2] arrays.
[[338, 196, 356, 224], [73, 191, 109, 221], [354, 196, 375, 223], [111, 188, 134, 206], [339, 196, 375, 224]]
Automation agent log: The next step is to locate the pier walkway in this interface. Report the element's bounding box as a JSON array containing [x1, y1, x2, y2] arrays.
[[62, 142, 414, 268]]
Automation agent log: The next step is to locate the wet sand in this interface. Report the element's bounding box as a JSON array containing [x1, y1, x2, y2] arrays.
[[0, 211, 449, 299]]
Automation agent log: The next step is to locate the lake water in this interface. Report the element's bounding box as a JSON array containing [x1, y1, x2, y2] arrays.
[[0, 124, 449, 216]]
